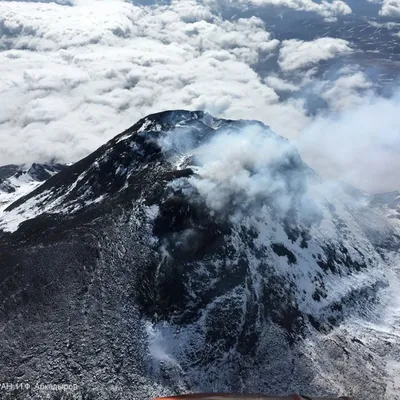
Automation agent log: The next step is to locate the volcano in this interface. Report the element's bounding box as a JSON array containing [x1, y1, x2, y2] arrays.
[[0, 110, 398, 400]]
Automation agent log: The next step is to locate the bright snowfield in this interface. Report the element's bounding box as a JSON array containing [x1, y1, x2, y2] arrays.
[[0, 164, 64, 230], [1, 111, 400, 399], [0, 173, 41, 212]]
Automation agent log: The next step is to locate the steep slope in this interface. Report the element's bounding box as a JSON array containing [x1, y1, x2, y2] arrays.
[[0, 111, 398, 400]]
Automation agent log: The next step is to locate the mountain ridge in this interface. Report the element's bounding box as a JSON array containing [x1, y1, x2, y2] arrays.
[[0, 110, 399, 399]]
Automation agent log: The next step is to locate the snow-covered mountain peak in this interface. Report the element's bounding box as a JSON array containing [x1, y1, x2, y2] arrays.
[[0, 110, 296, 232], [0, 111, 399, 400]]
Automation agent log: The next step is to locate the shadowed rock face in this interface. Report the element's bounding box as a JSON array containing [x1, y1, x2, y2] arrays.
[[0, 111, 396, 400], [0, 165, 19, 180]]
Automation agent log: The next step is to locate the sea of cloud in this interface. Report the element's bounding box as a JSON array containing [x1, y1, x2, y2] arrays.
[[0, 0, 399, 192]]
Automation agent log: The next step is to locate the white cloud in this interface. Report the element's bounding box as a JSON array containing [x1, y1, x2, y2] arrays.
[[252, 0, 352, 18], [379, 0, 400, 17], [278, 37, 353, 72], [264, 75, 300, 92], [297, 91, 400, 193], [0, 0, 315, 165], [318, 71, 374, 111], [1, 0, 399, 193], [368, 21, 400, 29], [205, 0, 352, 18]]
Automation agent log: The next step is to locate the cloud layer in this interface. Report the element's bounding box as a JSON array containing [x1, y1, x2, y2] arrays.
[[297, 91, 400, 193], [278, 38, 353, 72], [0, 0, 399, 193], [0, 0, 303, 164], [380, 0, 400, 17], [206, 0, 352, 19]]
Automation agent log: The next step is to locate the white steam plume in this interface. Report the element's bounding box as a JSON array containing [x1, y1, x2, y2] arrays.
[[187, 123, 305, 215]]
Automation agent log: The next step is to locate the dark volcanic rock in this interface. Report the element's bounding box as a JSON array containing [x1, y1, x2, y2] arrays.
[[0, 110, 393, 400]]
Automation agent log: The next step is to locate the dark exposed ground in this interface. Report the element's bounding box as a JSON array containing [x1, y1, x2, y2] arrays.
[[0, 111, 397, 399]]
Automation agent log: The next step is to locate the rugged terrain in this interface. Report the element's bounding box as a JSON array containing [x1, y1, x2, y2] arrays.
[[0, 163, 65, 213], [0, 111, 399, 400]]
